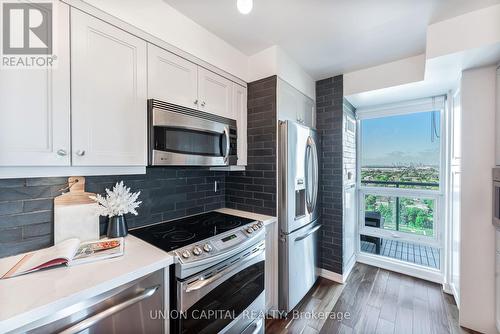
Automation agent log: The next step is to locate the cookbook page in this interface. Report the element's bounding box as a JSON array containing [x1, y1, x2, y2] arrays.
[[13, 238, 81, 275]]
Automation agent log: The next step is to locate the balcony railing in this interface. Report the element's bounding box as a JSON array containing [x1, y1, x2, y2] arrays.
[[361, 180, 440, 188], [361, 180, 438, 234]]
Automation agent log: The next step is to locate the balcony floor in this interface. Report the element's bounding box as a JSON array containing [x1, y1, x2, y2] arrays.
[[361, 239, 440, 269]]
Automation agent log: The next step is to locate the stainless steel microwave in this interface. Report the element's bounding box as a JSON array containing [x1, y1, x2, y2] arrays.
[[148, 100, 237, 166]]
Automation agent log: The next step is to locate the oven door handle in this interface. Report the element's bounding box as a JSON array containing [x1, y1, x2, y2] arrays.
[[223, 126, 231, 164], [242, 319, 263, 334], [185, 246, 264, 293]]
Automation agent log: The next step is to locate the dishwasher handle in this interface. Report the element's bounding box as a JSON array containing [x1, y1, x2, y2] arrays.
[[59, 285, 160, 334]]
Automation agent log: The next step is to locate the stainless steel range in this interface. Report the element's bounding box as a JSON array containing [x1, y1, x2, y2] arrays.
[[130, 212, 265, 334]]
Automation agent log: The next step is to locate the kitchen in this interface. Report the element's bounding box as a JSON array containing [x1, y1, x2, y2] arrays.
[[1, 0, 500, 333]]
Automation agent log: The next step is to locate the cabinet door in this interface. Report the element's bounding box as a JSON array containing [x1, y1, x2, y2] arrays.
[[234, 84, 247, 166], [147, 44, 198, 109], [0, 3, 70, 166], [278, 79, 300, 123], [302, 95, 315, 128], [198, 67, 234, 119], [71, 10, 147, 166]]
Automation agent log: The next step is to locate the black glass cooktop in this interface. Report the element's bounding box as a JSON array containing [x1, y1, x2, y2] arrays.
[[129, 212, 255, 252]]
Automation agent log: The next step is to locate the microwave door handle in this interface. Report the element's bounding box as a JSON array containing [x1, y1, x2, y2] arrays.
[[223, 126, 230, 164]]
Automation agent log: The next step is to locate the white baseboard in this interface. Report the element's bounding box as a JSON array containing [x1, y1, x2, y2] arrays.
[[343, 256, 356, 281], [318, 268, 344, 283], [317, 258, 357, 284], [442, 282, 453, 295]]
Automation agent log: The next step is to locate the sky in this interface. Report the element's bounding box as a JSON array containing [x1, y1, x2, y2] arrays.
[[361, 111, 441, 167]]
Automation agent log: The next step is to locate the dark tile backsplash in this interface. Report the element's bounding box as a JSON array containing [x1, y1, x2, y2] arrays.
[[316, 75, 345, 274], [0, 168, 225, 258], [225, 76, 277, 216]]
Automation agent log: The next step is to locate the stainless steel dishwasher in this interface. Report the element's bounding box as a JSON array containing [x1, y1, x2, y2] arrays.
[[13, 270, 165, 334]]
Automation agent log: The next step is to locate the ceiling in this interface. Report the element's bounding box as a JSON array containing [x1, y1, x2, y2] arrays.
[[164, 0, 500, 79]]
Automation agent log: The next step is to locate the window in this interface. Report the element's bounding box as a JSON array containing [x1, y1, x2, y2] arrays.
[[357, 98, 444, 272], [361, 111, 441, 190]]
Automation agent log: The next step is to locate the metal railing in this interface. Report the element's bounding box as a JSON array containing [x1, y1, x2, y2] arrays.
[[362, 180, 438, 232], [361, 180, 439, 188]]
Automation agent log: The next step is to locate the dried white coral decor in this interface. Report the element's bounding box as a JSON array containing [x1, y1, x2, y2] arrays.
[[90, 181, 142, 218]]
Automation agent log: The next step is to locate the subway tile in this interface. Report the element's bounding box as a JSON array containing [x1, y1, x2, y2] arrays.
[[0, 201, 23, 216], [23, 198, 53, 212], [0, 211, 52, 229], [0, 227, 22, 243]]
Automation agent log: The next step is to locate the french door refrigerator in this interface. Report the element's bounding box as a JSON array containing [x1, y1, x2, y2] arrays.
[[278, 120, 320, 313]]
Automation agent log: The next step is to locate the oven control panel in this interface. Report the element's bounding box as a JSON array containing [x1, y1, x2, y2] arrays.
[[174, 221, 264, 263]]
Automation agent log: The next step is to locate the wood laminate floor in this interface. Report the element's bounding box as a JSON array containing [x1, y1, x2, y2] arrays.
[[266, 263, 477, 334]]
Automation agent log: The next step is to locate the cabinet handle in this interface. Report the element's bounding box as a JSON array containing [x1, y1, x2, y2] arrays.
[[201, 101, 206, 107], [59, 286, 159, 334], [56, 149, 67, 157], [76, 150, 86, 157], [194, 99, 199, 105]]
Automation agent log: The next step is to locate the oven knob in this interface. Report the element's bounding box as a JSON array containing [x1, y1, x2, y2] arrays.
[[193, 246, 202, 256], [181, 250, 191, 259], [252, 224, 259, 231], [203, 244, 213, 253], [258, 222, 263, 228], [246, 228, 254, 234]]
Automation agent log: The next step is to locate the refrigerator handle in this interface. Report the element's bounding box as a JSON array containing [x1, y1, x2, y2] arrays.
[[305, 144, 312, 210], [306, 136, 319, 214]]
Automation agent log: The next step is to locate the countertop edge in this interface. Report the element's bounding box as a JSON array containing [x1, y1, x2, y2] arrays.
[[214, 208, 277, 226], [0, 239, 174, 333]]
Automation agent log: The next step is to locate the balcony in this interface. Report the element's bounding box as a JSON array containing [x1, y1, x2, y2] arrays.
[[360, 180, 441, 269]]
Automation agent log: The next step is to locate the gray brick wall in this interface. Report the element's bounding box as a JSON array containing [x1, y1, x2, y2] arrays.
[[0, 168, 225, 258], [316, 75, 345, 274], [226, 76, 277, 216]]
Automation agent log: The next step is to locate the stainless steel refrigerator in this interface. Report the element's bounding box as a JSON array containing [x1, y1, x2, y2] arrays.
[[278, 120, 320, 313]]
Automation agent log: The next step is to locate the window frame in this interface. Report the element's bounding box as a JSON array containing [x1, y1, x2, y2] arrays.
[[356, 96, 447, 272]]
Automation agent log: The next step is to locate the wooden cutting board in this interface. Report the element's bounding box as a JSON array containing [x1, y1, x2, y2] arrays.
[[54, 176, 100, 244]]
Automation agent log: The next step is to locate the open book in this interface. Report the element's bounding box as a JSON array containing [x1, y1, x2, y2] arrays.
[[1, 238, 124, 279]]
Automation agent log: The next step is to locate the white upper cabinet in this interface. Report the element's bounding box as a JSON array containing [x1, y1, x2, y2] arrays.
[[0, 2, 71, 166], [278, 79, 300, 123], [278, 78, 315, 128], [71, 9, 147, 166], [198, 67, 234, 119], [147, 44, 198, 109], [234, 84, 248, 166], [302, 95, 315, 128]]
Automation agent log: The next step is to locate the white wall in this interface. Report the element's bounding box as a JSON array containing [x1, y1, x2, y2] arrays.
[[248, 45, 316, 100], [426, 4, 500, 60], [82, 0, 249, 81], [343, 54, 425, 97], [460, 65, 497, 334]]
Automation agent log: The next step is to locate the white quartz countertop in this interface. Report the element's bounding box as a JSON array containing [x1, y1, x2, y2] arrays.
[[215, 208, 277, 225], [0, 235, 173, 333]]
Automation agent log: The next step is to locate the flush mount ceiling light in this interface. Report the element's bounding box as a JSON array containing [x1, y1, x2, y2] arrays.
[[237, 0, 253, 14]]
